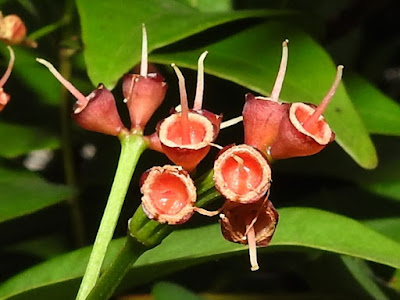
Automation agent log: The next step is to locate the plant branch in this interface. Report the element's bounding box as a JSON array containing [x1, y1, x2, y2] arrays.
[[76, 134, 147, 300]]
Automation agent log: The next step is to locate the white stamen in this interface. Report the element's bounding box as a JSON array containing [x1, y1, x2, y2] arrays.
[[140, 24, 148, 77], [270, 39, 289, 101], [220, 116, 243, 129], [193, 51, 208, 110], [36, 58, 88, 112]]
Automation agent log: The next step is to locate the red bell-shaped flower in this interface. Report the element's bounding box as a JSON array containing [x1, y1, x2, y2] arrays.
[[122, 24, 167, 131], [153, 51, 222, 172], [220, 197, 279, 271], [242, 40, 289, 154], [270, 65, 343, 159], [36, 58, 127, 136]]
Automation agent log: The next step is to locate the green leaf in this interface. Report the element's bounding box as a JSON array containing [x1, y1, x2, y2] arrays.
[[152, 282, 205, 300], [341, 256, 389, 300], [345, 74, 400, 136], [364, 218, 400, 243], [150, 22, 377, 169], [177, 0, 233, 12], [0, 122, 59, 158], [76, 0, 291, 88], [1, 208, 399, 299], [0, 166, 75, 223], [0, 46, 61, 106]]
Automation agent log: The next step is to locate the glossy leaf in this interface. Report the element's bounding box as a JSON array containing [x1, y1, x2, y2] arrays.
[[0, 166, 75, 223], [345, 74, 400, 136], [0, 122, 59, 158], [150, 22, 377, 169], [1, 208, 400, 299], [76, 0, 291, 88]]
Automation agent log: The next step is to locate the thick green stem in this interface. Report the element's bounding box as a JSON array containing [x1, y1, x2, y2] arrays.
[[86, 237, 148, 300], [76, 134, 147, 300]]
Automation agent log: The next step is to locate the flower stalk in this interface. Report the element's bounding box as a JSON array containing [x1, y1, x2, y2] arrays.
[[76, 133, 147, 300]]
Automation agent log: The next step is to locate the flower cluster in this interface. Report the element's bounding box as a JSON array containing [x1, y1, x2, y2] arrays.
[[38, 27, 343, 271]]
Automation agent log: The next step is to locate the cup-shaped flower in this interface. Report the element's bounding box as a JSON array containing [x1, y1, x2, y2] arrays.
[[140, 165, 196, 225], [123, 25, 167, 131], [270, 65, 343, 159], [242, 40, 289, 154], [154, 52, 221, 172], [213, 144, 271, 204], [220, 198, 279, 271], [36, 58, 127, 136], [0, 46, 14, 112]]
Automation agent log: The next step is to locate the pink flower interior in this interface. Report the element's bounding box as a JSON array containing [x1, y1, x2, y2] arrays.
[[149, 172, 189, 215], [221, 152, 263, 195], [166, 116, 207, 145]]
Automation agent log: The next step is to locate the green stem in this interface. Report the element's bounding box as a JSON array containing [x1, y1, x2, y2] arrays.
[[87, 170, 221, 299], [28, 16, 70, 41], [76, 134, 147, 300], [86, 237, 148, 300]]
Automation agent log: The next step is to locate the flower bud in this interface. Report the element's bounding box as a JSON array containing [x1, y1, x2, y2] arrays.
[[213, 144, 271, 204], [140, 165, 197, 225], [156, 52, 221, 172], [220, 198, 279, 271], [0, 13, 26, 45], [242, 40, 289, 153], [36, 58, 127, 136], [123, 24, 167, 131], [270, 65, 343, 159], [0, 46, 14, 112]]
